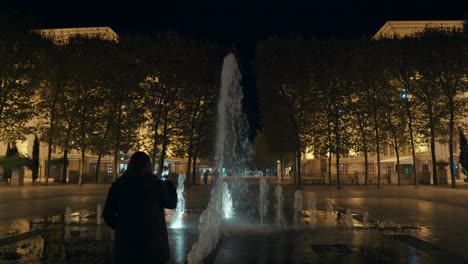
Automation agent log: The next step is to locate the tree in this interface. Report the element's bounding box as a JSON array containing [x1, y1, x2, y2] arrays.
[[256, 37, 318, 186], [314, 40, 355, 188], [413, 28, 467, 188], [385, 36, 420, 188], [168, 40, 221, 185], [36, 37, 69, 185], [0, 8, 40, 145]]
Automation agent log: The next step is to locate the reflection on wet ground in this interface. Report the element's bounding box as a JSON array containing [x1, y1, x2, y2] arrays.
[[0, 210, 200, 263], [0, 201, 465, 263]]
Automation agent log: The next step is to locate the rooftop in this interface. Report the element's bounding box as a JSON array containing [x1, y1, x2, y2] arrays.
[[373, 20, 465, 39], [34, 26, 118, 44]]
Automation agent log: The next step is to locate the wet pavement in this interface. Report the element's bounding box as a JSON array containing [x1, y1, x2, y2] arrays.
[[0, 181, 467, 263]]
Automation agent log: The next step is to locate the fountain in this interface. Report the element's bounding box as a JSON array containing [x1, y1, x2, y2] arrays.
[[80, 209, 86, 224], [170, 174, 186, 228], [363, 211, 369, 228], [258, 177, 269, 225], [326, 199, 334, 226], [326, 199, 333, 216], [308, 196, 317, 227], [293, 190, 302, 228], [222, 182, 233, 218], [187, 53, 253, 264], [274, 185, 285, 227], [65, 207, 71, 225], [345, 209, 354, 229], [97, 204, 102, 226]]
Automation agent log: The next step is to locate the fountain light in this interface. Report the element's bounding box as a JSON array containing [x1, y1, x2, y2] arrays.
[[222, 182, 233, 218], [170, 174, 186, 229]]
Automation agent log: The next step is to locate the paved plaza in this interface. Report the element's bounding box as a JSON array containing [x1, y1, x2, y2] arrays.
[[0, 180, 468, 263]]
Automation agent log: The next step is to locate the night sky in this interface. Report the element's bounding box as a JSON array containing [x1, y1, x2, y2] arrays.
[[2, 0, 467, 136]]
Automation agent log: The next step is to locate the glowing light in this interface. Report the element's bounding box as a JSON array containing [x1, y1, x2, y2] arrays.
[[170, 174, 186, 229], [222, 182, 233, 219]]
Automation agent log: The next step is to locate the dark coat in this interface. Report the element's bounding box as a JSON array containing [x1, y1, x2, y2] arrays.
[[103, 173, 177, 264]]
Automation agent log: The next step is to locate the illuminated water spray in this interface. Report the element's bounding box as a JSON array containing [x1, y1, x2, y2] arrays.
[[275, 185, 285, 227], [187, 53, 252, 264], [308, 196, 317, 227], [259, 176, 269, 225], [222, 182, 233, 218], [170, 174, 186, 228], [293, 190, 302, 228]]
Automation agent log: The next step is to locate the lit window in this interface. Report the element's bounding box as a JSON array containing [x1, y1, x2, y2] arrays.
[[107, 164, 113, 174]]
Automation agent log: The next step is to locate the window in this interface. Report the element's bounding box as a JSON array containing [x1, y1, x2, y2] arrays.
[[107, 164, 113, 174]]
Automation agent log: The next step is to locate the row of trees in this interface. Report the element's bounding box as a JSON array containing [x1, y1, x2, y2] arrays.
[[257, 26, 468, 188], [1, 9, 225, 185]]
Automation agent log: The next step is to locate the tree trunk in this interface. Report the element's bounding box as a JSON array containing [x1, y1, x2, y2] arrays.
[[328, 154, 332, 185], [79, 150, 85, 185], [113, 100, 123, 181], [95, 126, 110, 183], [46, 137, 53, 185], [159, 111, 169, 176], [406, 100, 418, 188], [375, 127, 381, 188], [336, 154, 341, 188], [335, 112, 341, 188], [395, 144, 401, 186], [191, 129, 203, 184], [296, 148, 302, 187], [430, 126, 438, 185], [191, 153, 197, 184], [46, 103, 57, 186], [151, 122, 159, 173], [96, 153, 102, 183], [62, 149, 68, 183], [61, 128, 72, 183], [428, 105, 438, 185], [360, 121, 369, 186], [449, 99, 456, 188]]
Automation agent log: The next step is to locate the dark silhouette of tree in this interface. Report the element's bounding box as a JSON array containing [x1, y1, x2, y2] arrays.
[[32, 135, 39, 182]]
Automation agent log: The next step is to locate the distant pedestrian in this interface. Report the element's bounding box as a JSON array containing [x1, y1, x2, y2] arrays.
[[103, 151, 177, 264]]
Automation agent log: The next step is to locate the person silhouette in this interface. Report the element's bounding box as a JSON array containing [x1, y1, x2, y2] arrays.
[[103, 151, 177, 264]]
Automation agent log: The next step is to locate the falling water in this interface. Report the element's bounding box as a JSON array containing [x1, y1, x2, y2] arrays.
[[275, 185, 285, 227], [80, 209, 85, 224], [65, 207, 71, 225], [187, 53, 252, 264], [214, 53, 252, 174], [326, 199, 334, 226], [259, 177, 269, 225], [170, 174, 186, 228], [96, 204, 102, 226], [222, 182, 233, 218], [345, 209, 354, 228], [363, 211, 369, 228], [293, 190, 302, 228], [307, 196, 317, 227]]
